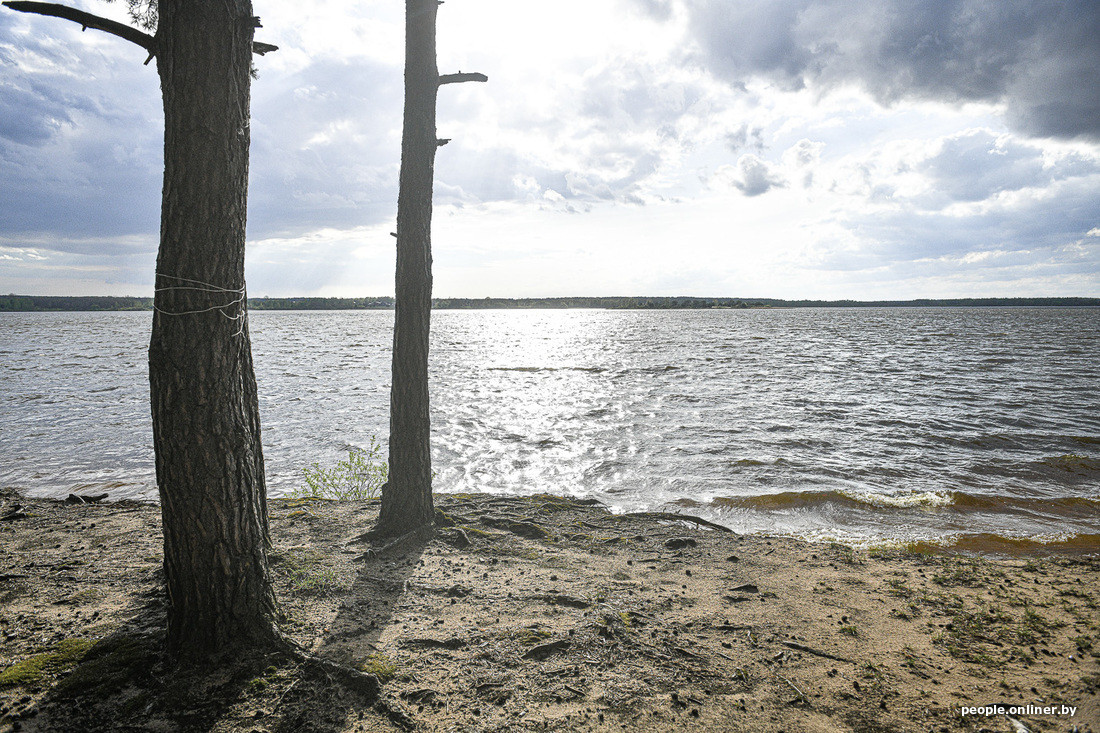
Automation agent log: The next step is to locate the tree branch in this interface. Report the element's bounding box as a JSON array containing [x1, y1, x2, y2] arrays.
[[3, 3, 278, 58], [1, 1, 155, 52], [438, 71, 487, 85]]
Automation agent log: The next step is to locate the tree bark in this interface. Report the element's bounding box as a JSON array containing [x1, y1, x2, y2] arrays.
[[149, 0, 281, 660], [377, 0, 441, 536]]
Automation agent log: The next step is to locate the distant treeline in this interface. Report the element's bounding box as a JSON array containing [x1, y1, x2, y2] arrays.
[[0, 295, 155, 311], [2, 294, 1098, 312]]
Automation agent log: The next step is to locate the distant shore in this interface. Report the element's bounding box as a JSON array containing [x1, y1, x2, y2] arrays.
[[2, 294, 1099, 312], [1, 486, 1097, 732]]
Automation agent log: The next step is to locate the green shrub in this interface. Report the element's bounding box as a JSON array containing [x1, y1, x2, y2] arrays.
[[295, 438, 388, 500]]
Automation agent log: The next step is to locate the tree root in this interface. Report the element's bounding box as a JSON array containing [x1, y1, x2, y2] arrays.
[[355, 525, 435, 557], [275, 642, 415, 729], [620, 511, 733, 533]]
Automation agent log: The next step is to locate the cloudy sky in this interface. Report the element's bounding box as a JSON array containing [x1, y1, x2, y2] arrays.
[[1, 0, 1098, 299]]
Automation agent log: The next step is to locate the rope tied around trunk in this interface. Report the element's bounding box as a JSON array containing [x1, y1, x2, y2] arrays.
[[154, 273, 248, 336]]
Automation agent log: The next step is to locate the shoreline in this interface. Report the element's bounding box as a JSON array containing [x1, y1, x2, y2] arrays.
[[1, 486, 1097, 732], [9, 484, 1100, 559]]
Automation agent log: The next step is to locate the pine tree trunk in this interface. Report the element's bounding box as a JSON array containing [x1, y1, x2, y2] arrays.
[[149, 0, 281, 661], [378, 0, 439, 536]]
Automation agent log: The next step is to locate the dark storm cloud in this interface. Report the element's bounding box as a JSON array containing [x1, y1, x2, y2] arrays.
[[655, 0, 1100, 140], [0, 13, 163, 248]]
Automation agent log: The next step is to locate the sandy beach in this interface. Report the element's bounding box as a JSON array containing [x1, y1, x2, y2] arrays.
[[1, 486, 1097, 732]]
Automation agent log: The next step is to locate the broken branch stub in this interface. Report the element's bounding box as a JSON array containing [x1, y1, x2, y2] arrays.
[[438, 71, 488, 85]]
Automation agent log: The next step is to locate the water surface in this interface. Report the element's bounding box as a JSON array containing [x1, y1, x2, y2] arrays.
[[2, 307, 1097, 547]]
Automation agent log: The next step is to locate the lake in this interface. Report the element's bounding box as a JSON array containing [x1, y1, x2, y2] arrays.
[[2, 307, 1098, 548]]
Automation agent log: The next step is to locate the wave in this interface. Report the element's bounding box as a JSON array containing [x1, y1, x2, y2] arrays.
[[486, 366, 608, 373], [1036, 453, 1100, 475], [705, 489, 1100, 518]]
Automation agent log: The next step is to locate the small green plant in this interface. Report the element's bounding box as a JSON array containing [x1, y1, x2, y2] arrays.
[[862, 661, 884, 680], [828, 542, 860, 564], [595, 610, 634, 639], [360, 653, 398, 682], [516, 627, 552, 645], [886, 577, 915, 599], [295, 438, 388, 500]]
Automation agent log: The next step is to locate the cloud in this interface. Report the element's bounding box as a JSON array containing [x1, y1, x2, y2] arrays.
[[912, 129, 1098, 206], [666, 0, 1100, 140], [714, 154, 786, 196], [817, 130, 1100, 280], [2, 0, 1098, 299], [725, 123, 766, 153], [0, 12, 163, 244], [248, 56, 403, 238]]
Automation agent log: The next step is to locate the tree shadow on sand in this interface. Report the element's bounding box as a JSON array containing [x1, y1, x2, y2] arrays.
[[19, 531, 436, 733], [268, 529, 436, 733]]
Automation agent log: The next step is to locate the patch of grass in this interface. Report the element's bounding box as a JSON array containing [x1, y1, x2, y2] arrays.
[[54, 634, 151, 699], [461, 525, 497, 540], [1059, 587, 1097, 607], [900, 646, 924, 675], [861, 661, 884, 682], [890, 604, 919, 621], [886, 577, 915, 599], [246, 666, 282, 694], [516, 627, 552, 645], [936, 603, 1059, 667], [595, 610, 636, 639], [1019, 606, 1060, 639], [931, 557, 983, 587], [920, 590, 965, 613], [359, 654, 398, 682], [828, 542, 862, 565], [272, 548, 347, 597], [0, 638, 96, 688], [839, 625, 859, 637], [292, 438, 388, 501]]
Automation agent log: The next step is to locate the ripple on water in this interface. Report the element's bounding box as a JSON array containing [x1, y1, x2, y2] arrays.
[[2, 307, 1099, 545]]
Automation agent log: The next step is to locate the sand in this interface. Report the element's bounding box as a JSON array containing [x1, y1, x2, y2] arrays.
[[0, 486, 1097, 732]]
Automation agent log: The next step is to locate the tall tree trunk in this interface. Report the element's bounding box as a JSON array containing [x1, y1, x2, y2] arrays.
[[378, 0, 440, 536], [149, 0, 281, 660]]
